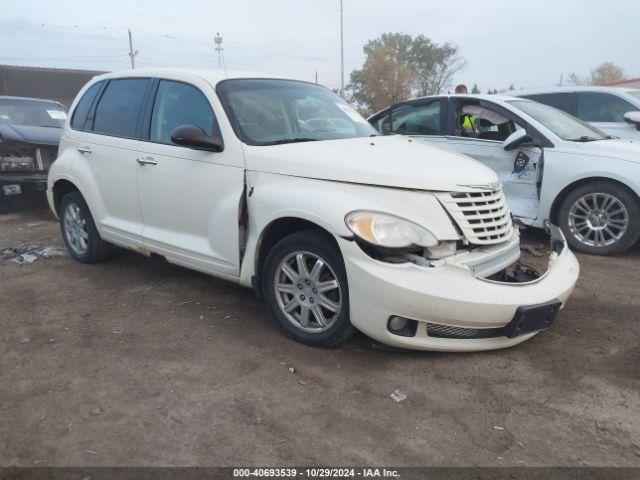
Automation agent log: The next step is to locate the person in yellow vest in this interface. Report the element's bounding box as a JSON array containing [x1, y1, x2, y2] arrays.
[[455, 84, 475, 135]]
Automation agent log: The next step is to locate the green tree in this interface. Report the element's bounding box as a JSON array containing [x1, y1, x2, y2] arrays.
[[345, 33, 465, 115]]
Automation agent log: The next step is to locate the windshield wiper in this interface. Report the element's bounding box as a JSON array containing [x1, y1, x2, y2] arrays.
[[261, 137, 318, 145]]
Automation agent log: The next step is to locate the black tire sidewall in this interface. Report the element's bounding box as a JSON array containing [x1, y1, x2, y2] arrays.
[[558, 181, 640, 255], [59, 191, 106, 263], [261, 230, 355, 347]]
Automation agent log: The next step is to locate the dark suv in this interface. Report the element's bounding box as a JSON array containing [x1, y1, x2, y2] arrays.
[[0, 96, 67, 211]]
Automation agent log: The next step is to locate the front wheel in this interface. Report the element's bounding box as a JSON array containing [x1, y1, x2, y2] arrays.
[[261, 230, 356, 347], [558, 181, 640, 255]]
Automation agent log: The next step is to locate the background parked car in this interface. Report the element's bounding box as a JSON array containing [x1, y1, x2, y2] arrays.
[[369, 94, 640, 255], [518, 87, 640, 140], [0, 95, 67, 212]]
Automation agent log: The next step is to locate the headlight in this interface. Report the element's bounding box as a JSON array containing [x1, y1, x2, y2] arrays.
[[1, 155, 35, 172], [345, 210, 438, 248]]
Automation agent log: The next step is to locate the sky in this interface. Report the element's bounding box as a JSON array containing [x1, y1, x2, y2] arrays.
[[2, 0, 639, 93]]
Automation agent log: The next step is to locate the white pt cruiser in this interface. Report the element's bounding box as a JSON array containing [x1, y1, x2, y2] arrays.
[[47, 69, 579, 352]]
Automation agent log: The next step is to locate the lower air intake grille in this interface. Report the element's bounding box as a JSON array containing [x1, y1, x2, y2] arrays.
[[427, 323, 506, 339]]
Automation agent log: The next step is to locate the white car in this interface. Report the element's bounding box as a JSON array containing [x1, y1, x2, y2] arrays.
[[369, 94, 640, 255], [518, 86, 640, 141], [47, 69, 578, 352]]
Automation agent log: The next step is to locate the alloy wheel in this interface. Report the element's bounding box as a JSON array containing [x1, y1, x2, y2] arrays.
[[568, 192, 629, 248], [273, 250, 342, 333], [63, 202, 89, 255]]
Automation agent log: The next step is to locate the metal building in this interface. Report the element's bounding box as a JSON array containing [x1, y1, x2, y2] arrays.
[[0, 65, 107, 107]]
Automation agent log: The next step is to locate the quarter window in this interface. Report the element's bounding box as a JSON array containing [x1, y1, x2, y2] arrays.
[[577, 92, 636, 123], [93, 78, 149, 138], [71, 81, 103, 130], [150, 80, 214, 144]]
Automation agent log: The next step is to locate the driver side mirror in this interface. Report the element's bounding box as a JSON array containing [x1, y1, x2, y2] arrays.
[[170, 124, 224, 152], [502, 129, 536, 151], [623, 111, 640, 131]]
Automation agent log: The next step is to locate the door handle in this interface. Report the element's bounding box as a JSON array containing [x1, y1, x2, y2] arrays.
[[136, 156, 157, 166], [77, 146, 92, 154]]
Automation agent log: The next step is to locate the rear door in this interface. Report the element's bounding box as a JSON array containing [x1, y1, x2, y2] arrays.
[[444, 99, 541, 220], [67, 77, 151, 247], [136, 77, 245, 279], [370, 98, 448, 148]]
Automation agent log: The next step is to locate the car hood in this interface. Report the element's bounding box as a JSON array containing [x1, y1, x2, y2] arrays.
[[574, 138, 640, 164], [242, 135, 499, 192], [0, 124, 62, 145]]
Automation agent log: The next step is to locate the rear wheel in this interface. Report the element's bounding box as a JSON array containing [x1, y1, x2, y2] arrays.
[[59, 191, 112, 263], [558, 181, 640, 255], [261, 230, 356, 347]]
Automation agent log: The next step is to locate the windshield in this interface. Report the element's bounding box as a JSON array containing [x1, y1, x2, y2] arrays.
[[0, 98, 68, 128], [508, 99, 609, 142], [216, 79, 377, 145]]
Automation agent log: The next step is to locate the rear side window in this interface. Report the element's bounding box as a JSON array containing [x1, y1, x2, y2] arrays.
[[523, 93, 574, 114], [70, 81, 103, 130], [149, 80, 214, 144], [389, 102, 443, 135], [93, 78, 149, 138], [577, 92, 637, 123]]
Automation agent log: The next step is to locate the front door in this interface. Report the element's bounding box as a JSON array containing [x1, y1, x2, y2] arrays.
[[136, 78, 245, 279], [444, 100, 541, 220]]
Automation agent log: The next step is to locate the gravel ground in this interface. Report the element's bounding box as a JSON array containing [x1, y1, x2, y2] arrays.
[[1, 204, 639, 467]]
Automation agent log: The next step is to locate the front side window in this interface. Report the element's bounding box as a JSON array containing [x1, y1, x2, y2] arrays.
[[93, 78, 149, 138], [150, 80, 215, 144], [577, 92, 637, 123], [217, 79, 377, 145], [71, 81, 103, 130], [510, 99, 608, 142], [388, 102, 443, 136], [0, 98, 67, 128], [454, 102, 522, 141]]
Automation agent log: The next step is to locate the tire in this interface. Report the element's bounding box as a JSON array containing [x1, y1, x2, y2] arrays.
[[261, 229, 356, 347], [558, 181, 640, 255], [59, 191, 113, 263]]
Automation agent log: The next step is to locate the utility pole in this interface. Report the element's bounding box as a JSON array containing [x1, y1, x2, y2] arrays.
[[128, 29, 138, 69], [214, 33, 224, 68], [339, 0, 344, 95]]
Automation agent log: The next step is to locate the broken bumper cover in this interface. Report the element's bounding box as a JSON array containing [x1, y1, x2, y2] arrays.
[[339, 225, 579, 352]]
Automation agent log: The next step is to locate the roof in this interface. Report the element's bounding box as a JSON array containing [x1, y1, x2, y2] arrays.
[[602, 76, 640, 86], [94, 67, 289, 86], [0, 64, 106, 75], [517, 85, 640, 95]]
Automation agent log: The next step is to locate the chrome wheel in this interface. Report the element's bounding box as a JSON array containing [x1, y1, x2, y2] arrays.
[[63, 202, 89, 255], [568, 192, 629, 248], [273, 250, 342, 333]]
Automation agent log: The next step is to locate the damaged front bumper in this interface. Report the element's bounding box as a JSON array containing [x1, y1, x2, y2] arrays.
[[339, 225, 579, 352]]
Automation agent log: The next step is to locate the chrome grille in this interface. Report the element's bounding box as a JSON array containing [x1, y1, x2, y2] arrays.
[[427, 323, 506, 339], [436, 188, 513, 245]]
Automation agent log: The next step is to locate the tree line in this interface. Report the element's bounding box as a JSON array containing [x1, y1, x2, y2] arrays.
[[343, 32, 628, 115]]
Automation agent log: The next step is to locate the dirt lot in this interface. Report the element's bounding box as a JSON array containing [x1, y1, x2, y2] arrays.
[[1, 204, 639, 467]]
